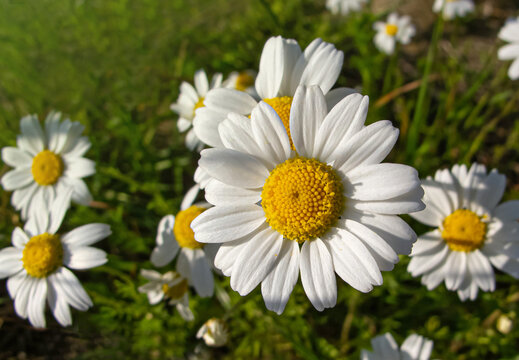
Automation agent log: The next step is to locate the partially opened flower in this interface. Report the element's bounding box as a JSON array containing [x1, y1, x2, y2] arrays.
[[433, 0, 474, 20], [409, 163, 519, 300], [1, 112, 95, 219], [373, 13, 416, 55], [193, 36, 354, 148], [196, 318, 229, 347], [192, 85, 424, 314], [223, 70, 258, 97], [0, 190, 110, 328], [326, 0, 369, 16], [361, 333, 434, 360], [138, 269, 194, 321], [170, 69, 223, 151], [150, 185, 217, 297], [497, 17, 519, 80]]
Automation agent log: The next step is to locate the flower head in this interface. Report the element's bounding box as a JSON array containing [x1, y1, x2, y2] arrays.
[[326, 0, 369, 16], [1, 112, 95, 220], [409, 163, 519, 300], [170, 69, 223, 151], [373, 13, 416, 55], [497, 17, 519, 80], [192, 85, 424, 313], [196, 318, 229, 347], [433, 0, 474, 20], [223, 70, 258, 97], [361, 333, 434, 360], [0, 190, 110, 327]]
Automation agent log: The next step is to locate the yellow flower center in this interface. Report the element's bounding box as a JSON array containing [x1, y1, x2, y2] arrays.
[[261, 157, 343, 243], [385, 24, 398, 36], [162, 278, 188, 300], [441, 209, 487, 252], [31, 150, 64, 186], [173, 205, 206, 249], [264, 96, 294, 150], [193, 97, 205, 114], [235, 72, 255, 91], [22, 233, 63, 278]]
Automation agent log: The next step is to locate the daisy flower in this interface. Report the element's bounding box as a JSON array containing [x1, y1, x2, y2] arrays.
[[409, 163, 519, 300], [373, 13, 416, 55], [1, 112, 95, 220], [361, 333, 434, 360], [196, 318, 229, 347], [170, 69, 223, 151], [138, 269, 194, 321], [325, 0, 369, 16], [433, 0, 474, 20], [193, 36, 354, 148], [192, 85, 424, 314], [223, 70, 258, 97], [497, 17, 519, 80], [0, 190, 110, 328], [150, 185, 217, 297]]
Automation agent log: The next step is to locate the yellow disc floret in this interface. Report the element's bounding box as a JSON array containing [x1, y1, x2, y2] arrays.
[[235, 72, 255, 92], [264, 96, 294, 150], [162, 278, 188, 300], [441, 209, 487, 252], [261, 157, 343, 243], [22, 233, 63, 278], [193, 97, 205, 115], [385, 24, 398, 36], [31, 150, 64, 186], [173, 205, 206, 249]]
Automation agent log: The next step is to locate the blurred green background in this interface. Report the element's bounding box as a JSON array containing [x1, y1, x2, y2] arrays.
[[0, 0, 518, 358]]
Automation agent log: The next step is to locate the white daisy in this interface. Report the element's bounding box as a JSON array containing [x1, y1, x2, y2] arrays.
[[0, 190, 110, 328], [196, 318, 229, 347], [373, 13, 416, 55], [192, 85, 424, 314], [1, 111, 95, 220], [326, 0, 369, 16], [433, 0, 474, 20], [170, 69, 223, 151], [361, 333, 434, 360], [409, 163, 519, 301], [223, 70, 258, 97], [150, 185, 217, 297], [138, 269, 194, 321], [192, 36, 355, 148], [498, 17, 519, 80]]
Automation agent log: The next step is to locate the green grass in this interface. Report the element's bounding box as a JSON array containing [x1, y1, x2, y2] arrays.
[[1, 0, 518, 359]]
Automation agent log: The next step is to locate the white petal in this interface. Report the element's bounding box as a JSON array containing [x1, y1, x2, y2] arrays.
[[290, 85, 327, 157], [444, 251, 467, 290], [205, 179, 261, 206], [63, 157, 96, 179], [218, 113, 267, 163], [401, 334, 433, 360], [180, 184, 200, 211], [49, 267, 92, 311], [261, 240, 300, 314], [230, 227, 284, 295], [199, 148, 269, 189], [48, 189, 73, 234], [7, 270, 27, 298], [467, 250, 495, 292], [0, 247, 23, 278], [408, 244, 449, 276], [497, 43, 519, 61], [191, 204, 266, 243], [63, 136, 91, 159], [494, 200, 519, 222], [214, 238, 250, 276], [194, 69, 209, 96], [349, 186, 425, 214], [324, 87, 358, 110], [64, 246, 107, 270], [2, 147, 32, 168], [14, 275, 34, 319], [300, 238, 337, 311], [47, 277, 72, 326], [255, 36, 289, 99], [1, 167, 33, 191], [12, 227, 30, 249], [508, 57, 519, 80], [472, 169, 506, 214], [27, 278, 47, 328], [151, 221, 180, 268], [61, 223, 111, 248], [20, 115, 45, 155], [410, 230, 444, 256], [370, 333, 400, 359], [63, 177, 93, 205], [188, 249, 214, 297]]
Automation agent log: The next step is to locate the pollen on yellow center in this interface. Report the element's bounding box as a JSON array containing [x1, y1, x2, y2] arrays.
[[441, 209, 487, 252], [235, 72, 254, 91], [261, 157, 344, 243], [31, 150, 64, 186], [385, 24, 398, 36], [264, 96, 295, 150], [162, 278, 188, 300], [173, 205, 206, 249], [22, 233, 63, 278]]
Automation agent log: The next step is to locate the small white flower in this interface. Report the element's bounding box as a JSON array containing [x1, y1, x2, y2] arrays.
[[497, 17, 519, 80], [0, 190, 110, 328], [409, 163, 519, 301], [196, 318, 229, 347], [361, 333, 434, 360], [1, 112, 95, 220], [170, 69, 223, 151], [373, 13, 416, 55], [150, 185, 217, 297], [326, 0, 369, 16], [192, 86, 424, 314], [193, 36, 355, 148], [433, 0, 474, 20], [138, 269, 194, 321], [496, 314, 513, 334], [223, 70, 258, 97]]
